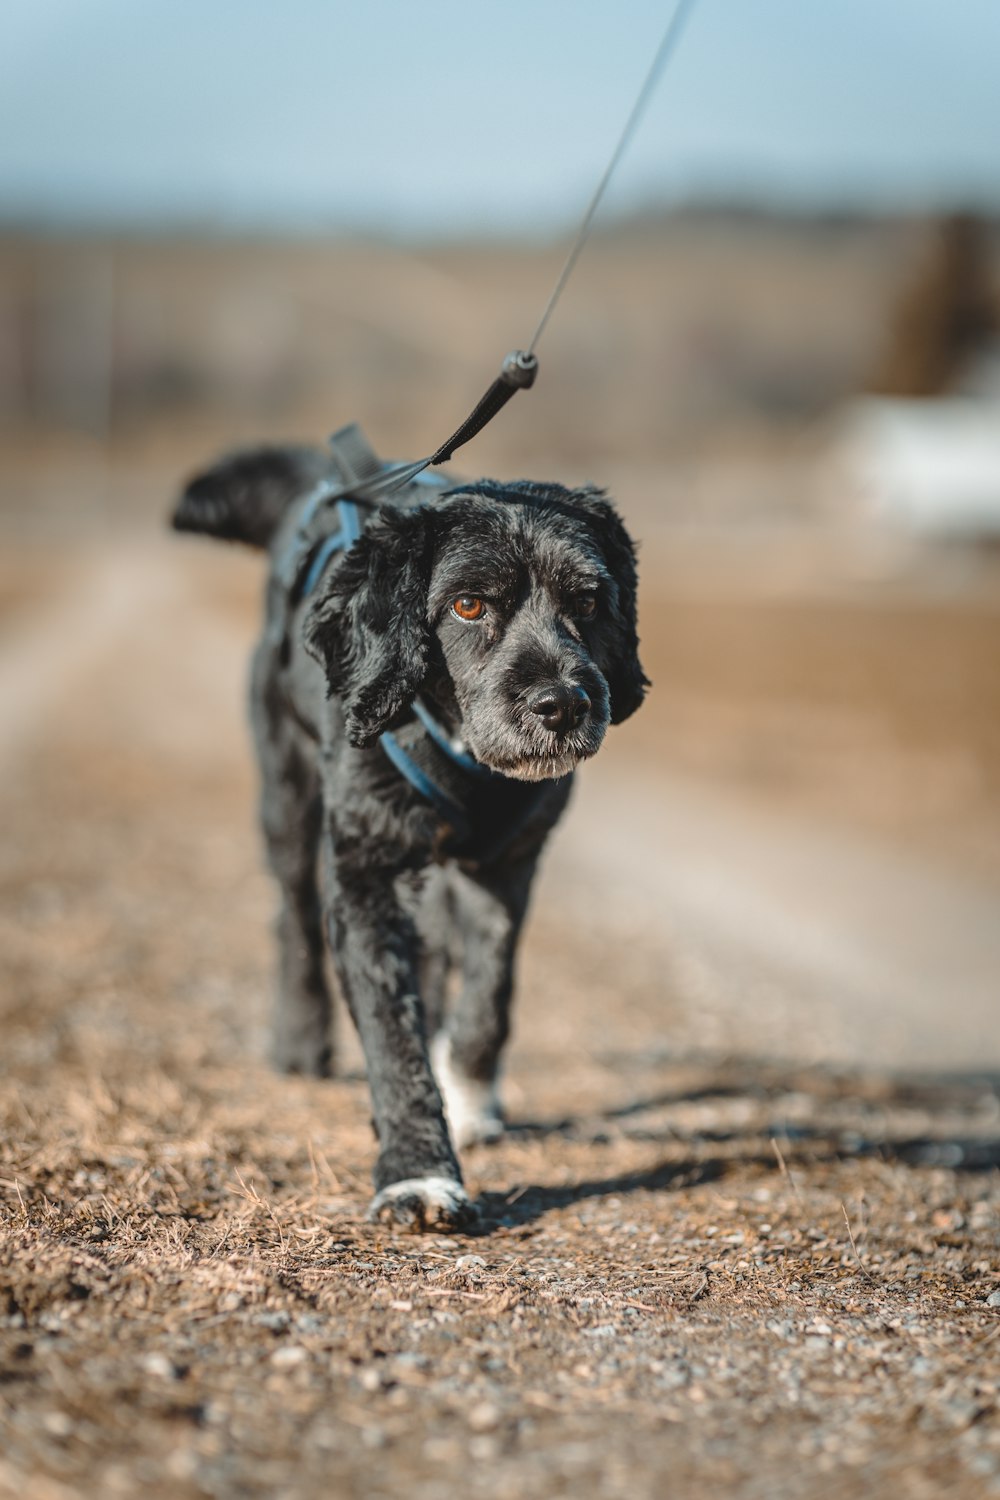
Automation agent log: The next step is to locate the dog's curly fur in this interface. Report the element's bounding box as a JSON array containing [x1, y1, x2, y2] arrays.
[[173, 446, 647, 1230]]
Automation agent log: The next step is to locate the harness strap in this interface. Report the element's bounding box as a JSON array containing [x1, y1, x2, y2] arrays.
[[411, 699, 496, 782], [300, 498, 363, 596], [379, 730, 471, 845]]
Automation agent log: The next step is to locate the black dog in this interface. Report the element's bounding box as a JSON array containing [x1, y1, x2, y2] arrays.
[[173, 442, 646, 1230]]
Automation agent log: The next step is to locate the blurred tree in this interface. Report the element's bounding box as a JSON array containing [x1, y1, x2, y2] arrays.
[[869, 213, 999, 396]]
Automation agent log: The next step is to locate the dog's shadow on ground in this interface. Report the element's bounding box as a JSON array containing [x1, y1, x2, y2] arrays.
[[473, 1155, 734, 1232], [466, 1060, 1000, 1231]]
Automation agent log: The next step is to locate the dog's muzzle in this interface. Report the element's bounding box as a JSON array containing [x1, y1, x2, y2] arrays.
[[466, 678, 607, 782]]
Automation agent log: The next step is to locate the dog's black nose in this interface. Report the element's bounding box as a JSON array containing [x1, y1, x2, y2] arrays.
[[528, 685, 591, 734]]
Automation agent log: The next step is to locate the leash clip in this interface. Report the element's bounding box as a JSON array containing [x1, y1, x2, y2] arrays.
[[500, 350, 538, 389], [427, 349, 540, 467]]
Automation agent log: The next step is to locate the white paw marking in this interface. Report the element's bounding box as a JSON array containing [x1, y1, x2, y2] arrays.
[[431, 1033, 504, 1150], [368, 1176, 474, 1229]]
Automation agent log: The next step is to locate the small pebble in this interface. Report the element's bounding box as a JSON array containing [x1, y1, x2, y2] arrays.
[[270, 1345, 307, 1369], [42, 1412, 74, 1437], [456, 1254, 487, 1272], [392, 1351, 430, 1371], [140, 1353, 175, 1379], [467, 1400, 501, 1433], [254, 1310, 292, 1332], [942, 1397, 980, 1430], [986, 1290, 1000, 1308], [165, 1449, 199, 1482]]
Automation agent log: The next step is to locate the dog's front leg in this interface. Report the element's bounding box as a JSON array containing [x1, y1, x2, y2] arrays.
[[325, 852, 476, 1232]]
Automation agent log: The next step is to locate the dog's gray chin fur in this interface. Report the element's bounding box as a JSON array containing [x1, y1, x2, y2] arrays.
[[492, 751, 585, 782], [468, 738, 598, 782], [458, 706, 607, 785]]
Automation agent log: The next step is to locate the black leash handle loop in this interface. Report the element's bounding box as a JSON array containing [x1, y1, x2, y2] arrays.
[[428, 350, 538, 466]]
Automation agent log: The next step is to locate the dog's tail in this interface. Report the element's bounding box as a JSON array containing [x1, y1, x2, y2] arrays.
[[171, 445, 331, 550]]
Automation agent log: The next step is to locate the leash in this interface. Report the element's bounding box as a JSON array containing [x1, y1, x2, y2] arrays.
[[524, 0, 699, 361], [329, 0, 700, 505], [278, 5, 700, 854]]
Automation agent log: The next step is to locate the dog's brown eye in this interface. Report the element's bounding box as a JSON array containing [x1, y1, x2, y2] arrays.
[[574, 593, 597, 620], [452, 596, 485, 622]]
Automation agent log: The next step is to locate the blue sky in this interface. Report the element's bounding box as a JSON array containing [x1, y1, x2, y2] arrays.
[[2, 0, 999, 235]]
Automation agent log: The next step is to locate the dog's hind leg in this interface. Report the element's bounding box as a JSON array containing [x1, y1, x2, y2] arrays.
[[415, 866, 458, 1041], [253, 662, 334, 1077], [431, 861, 534, 1149]]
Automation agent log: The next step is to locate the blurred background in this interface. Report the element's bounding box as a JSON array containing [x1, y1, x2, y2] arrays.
[[2, 0, 999, 1075]]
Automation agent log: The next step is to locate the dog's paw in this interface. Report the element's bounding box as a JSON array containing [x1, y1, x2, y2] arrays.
[[431, 1034, 505, 1150], [367, 1176, 478, 1233]]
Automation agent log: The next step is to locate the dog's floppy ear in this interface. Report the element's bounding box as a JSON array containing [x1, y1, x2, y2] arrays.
[[576, 487, 649, 724], [303, 505, 435, 748]]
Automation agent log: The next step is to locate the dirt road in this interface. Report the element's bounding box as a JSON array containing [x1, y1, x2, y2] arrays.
[[2, 537, 998, 1500], [548, 755, 1000, 1072]]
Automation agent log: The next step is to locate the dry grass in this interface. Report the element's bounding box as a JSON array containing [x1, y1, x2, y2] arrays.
[[3, 1035, 999, 1499], [1, 539, 999, 1499]]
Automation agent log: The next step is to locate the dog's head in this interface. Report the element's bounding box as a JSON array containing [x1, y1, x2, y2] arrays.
[[304, 481, 648, 780]]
